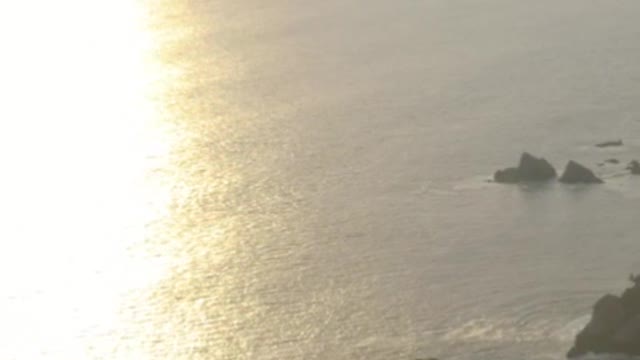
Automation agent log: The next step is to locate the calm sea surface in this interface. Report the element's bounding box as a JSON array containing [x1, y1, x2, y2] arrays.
[[1, 1, 640, 359]]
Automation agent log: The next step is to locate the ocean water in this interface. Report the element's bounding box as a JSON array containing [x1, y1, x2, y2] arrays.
[[2, 0, 640, 359]]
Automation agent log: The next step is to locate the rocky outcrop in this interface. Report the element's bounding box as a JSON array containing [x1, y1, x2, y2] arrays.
[[596, 140, 623, 148], [493, 153, 556, 183], [559, 161, 604, 184], [568, 278, 640, 357], [494, 167, 520, 183], [518, 152, 557, 180], [627, 160, 640, 175]]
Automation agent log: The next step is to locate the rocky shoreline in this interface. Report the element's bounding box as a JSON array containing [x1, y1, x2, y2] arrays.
[[568, 277, 640, 358]]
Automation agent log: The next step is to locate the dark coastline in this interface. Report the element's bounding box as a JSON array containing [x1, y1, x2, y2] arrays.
[[568, 277, 640, 358]]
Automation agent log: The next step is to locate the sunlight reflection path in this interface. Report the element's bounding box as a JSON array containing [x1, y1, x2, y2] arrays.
[[0, 1, 170, 358]]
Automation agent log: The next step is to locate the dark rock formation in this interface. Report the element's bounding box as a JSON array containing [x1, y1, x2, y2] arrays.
[[559, 161, 604, 184], [627, 160, 640, 175], [493, 153, 556, 183], [568, 278, 640, 357], [596, 140, 623, 148], [518, 152, 557, 180], [494, 167, 520, 183]]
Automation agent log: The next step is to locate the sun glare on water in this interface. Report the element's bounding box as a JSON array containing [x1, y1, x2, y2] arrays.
[[0, 1, 169, 358]]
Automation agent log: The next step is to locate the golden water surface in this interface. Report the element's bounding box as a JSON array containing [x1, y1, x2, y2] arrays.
[[0, 1, 321, 358], [3, 1, 640, 360], [0, 1, 192, 358]]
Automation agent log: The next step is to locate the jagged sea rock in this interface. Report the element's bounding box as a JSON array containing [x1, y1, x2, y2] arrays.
[[627, 160, 640, 175], [493, 153, 556, 183], [559, 161, 603, 184], [518, 152, 557, 180]]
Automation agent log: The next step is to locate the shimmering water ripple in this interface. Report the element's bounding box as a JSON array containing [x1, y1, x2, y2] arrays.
[[2, 0, 640, 359]]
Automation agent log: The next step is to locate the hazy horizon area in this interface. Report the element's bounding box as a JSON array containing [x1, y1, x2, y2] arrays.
[[1, 1, 640, 359]]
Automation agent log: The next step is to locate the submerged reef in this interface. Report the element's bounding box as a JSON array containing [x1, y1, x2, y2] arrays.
[[595, 140, 623, 148]]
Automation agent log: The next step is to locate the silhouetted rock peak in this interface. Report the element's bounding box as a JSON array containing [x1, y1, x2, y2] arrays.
[[518, 152, 557, 180], [559, 161, 603, 184], [493, 152, 556, 183]]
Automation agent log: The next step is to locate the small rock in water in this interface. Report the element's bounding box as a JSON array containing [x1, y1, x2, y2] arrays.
[[493, 152, 556, 183], [627, 160, 640, 175], [604, 158, 619, 164], [559, 161, 603, 184], [595, 140, 623, 148], [494, 167, 520, 183]]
